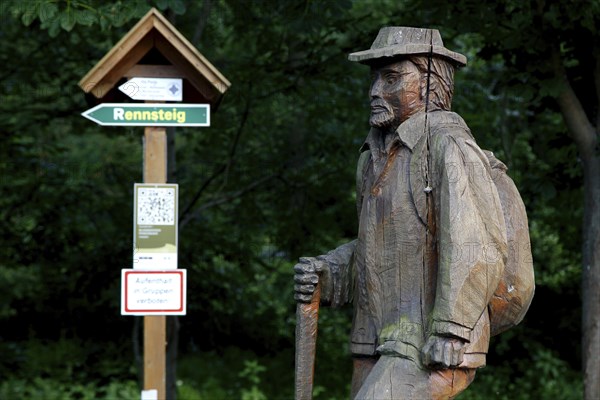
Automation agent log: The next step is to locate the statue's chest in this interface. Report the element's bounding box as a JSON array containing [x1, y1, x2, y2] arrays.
[[358, 145, 426, 271]]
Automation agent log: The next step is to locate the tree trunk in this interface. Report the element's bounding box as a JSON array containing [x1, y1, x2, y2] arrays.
[[553, 50, 599, 400], [166, 316, 180, 400], [582, 153, 600, 400]]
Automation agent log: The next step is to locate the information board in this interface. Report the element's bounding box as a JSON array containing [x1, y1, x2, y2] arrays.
[[133, 183, 178, 269], [121, 269, 186, 315]]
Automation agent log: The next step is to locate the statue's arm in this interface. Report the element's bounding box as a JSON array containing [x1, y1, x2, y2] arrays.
[[318, 240, 357, 306], [429, 136, 507, 343], [293, 240, 356, 307]]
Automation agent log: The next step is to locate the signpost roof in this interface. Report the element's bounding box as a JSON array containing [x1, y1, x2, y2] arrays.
[[78, 7, 230, 107]]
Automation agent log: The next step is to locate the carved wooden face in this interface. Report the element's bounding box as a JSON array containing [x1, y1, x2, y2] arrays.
[[369, 60, 424, 131]]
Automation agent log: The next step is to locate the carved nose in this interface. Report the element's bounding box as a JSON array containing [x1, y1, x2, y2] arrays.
[[370, 77, 383, 99]]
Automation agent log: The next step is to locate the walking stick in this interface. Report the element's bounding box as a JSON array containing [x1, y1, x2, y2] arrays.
[[295, 278, 321, 400]]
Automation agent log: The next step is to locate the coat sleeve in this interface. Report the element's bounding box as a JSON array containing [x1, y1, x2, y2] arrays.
[[318, 240, 356, 307], [430, 135, 507, 342]]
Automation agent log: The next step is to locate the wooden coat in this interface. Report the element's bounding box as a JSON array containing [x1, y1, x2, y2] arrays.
[[318, 110, 507, 369]]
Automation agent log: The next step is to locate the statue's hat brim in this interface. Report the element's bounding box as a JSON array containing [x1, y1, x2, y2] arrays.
[[348, 27, 467, 66]]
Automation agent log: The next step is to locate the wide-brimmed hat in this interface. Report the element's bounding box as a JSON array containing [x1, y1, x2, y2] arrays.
[[348, 26, 467, 66]]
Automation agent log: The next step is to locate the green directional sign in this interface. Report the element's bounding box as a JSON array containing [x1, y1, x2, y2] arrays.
[[82, 103, 210, 127]]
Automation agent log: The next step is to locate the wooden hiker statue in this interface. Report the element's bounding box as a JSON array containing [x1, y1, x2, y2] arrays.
[[294, 27, 535, 400]]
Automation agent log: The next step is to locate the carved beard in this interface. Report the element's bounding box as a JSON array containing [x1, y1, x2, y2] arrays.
[[369, 99, 400, 131]]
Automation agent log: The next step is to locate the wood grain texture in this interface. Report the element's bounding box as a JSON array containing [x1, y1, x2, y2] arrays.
[[125, 64, 181, 78], [143, 122, 167, 399], [295, 282, 321, 400], [144, 316, 166, 399], [144, 127, 167, 184]]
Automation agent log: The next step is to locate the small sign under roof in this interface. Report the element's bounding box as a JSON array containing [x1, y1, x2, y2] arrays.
[[119, 77, 183, 101]]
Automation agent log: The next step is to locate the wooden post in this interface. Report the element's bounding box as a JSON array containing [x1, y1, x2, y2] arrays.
[[143, 126, 167, 399], [144, 127, 167, 183]]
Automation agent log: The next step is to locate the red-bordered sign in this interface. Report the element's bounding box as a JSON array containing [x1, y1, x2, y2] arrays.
[[121, 269, 186, 315]]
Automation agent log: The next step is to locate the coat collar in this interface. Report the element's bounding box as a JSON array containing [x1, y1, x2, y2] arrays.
[[359, 111, 471, 153], [360, 111, 428, 153]]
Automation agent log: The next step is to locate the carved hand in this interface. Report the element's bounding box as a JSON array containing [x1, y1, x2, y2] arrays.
[[293, 257, 325, 303], [421, 335, 466, 369]]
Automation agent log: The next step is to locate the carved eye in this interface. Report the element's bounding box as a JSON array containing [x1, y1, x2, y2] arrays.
[[385, 74, 398, 85]]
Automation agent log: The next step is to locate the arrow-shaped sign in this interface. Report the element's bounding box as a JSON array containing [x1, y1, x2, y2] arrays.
[[119, 77, 183, 101], [81, 103, 210, 127]]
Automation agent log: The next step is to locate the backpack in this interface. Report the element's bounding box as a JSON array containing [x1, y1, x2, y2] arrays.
[[483, 150, 535, 336]]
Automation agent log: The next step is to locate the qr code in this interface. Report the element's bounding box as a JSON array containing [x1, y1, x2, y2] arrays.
[[137, 187, 175, 225]]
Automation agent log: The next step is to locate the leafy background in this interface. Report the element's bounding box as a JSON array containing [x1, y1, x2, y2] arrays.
[[0, 0, 593, 399]]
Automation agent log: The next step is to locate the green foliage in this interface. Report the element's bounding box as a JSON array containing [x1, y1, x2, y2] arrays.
[[0, 0, 591, 398], [174, 332, 348, 399], [460, 345, 583, 400], [176, 349, 289, 399], [0, 378, 139, 400], [7, 0, 187, 36]]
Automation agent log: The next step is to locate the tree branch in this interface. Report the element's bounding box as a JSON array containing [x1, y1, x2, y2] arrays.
[[179, 172, 279, 228], [216, 88, 252, 194], [552, 49, 597, 161], [178, 162, 227, 224], [179, 85, 252, 225]]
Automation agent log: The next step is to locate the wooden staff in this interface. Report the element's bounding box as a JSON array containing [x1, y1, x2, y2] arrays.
[[295, 279, 321, 400]]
